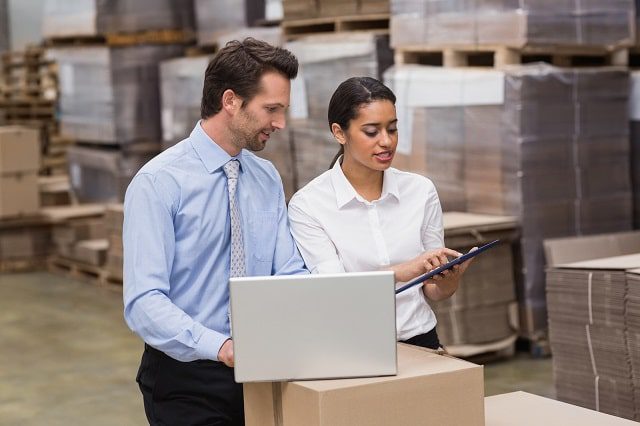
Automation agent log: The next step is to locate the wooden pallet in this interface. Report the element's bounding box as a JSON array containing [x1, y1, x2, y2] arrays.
[[282, 13, 389, 39], [47, 255, 103, 285], [445, 334, 518, 363], [394, 44, 630, 68], [0, 257, 48, 273], [44, 28, 195, 47]]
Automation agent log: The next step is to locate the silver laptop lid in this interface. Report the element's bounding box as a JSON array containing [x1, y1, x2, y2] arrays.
[[229, 271, 397, 382]]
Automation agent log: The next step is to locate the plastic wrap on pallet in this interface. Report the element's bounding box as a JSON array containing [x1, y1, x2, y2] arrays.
[[0, 0, 8, 56], [42, 0, 194, 38], [67, 144, 158, 203], [195, 0, 270, 46], [286, 33, 393, 122], [47, 44, 184, 145], [290, 118, 337, 190], [215, 26, 283, 48], [385, 63, 633, 337], [160, 55, 213, 149], [390, 0, 635, 48]]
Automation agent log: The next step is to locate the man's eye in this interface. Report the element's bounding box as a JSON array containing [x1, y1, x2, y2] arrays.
[[389, 128, 398, 134], [267, 107, 278, 113]]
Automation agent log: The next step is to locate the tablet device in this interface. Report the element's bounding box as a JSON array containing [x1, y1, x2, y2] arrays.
[[395, 239, 500, 294]]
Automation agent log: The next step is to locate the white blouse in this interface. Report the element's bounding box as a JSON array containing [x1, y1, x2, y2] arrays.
[[288, 160, 445, 340]]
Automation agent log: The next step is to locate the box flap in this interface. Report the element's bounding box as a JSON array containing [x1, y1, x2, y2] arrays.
[[544, 231, 640, 267], [556, 253, 640, 270]]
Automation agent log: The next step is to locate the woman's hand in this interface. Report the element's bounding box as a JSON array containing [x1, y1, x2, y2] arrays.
[[423, 247, 477, 301], [391, 247, 462, 283]]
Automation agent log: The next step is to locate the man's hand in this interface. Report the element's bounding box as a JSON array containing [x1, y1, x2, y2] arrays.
[[218, 339, 235, 367]]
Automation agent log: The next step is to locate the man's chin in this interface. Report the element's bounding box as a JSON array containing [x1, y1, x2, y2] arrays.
[[246, 139, 267, 152]]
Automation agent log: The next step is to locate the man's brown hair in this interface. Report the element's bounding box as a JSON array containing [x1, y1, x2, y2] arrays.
[[201, 38, 299, 119]]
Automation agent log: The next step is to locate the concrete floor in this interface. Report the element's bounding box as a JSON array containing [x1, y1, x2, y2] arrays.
[[0, 272, 554, 425]]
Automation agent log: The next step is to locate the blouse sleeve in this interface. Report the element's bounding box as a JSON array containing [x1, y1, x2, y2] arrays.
[[287, 193, 346, 274], [420, 179, 445, 251]]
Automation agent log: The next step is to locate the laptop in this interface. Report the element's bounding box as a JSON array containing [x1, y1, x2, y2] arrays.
[[229, 271, 397, 382]]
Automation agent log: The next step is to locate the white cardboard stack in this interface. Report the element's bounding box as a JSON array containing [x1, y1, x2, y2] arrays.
[[385, 64, 633, 339], [390, 0, 635, 49], [195, 0, 282, 46], [42, 0, 194, 38]]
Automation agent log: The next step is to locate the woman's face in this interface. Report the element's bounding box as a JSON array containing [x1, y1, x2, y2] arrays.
[[338, 100, 398, 172]]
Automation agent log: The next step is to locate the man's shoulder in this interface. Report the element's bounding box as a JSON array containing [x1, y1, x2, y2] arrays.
[[241, 151, 280, 181], [137, 140, 192, 178]]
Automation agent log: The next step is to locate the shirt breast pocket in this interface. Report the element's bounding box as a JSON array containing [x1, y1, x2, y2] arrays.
[[248, 211, 278, 263]]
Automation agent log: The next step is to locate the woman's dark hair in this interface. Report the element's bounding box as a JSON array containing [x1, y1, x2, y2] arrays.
[[201, 38, 298, 119], [327, 77, 396, 168]]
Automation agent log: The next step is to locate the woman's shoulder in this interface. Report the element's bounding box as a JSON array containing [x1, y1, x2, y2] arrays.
[[388, 167, 437, 193], [289, 169, 334, 208]]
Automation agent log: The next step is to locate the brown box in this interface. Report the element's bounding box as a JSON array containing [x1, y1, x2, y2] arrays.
[[0, 126, 40, 173], [244, 343, 484, 426], [485, 391, 638, 426], [0, 173, 39, 218]]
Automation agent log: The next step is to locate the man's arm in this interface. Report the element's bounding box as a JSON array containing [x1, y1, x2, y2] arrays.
[[270, 181, 309, 276], [123, 173, 229, 362]]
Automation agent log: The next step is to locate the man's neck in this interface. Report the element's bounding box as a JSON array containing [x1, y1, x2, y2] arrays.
[[200, 116, 241, 157]]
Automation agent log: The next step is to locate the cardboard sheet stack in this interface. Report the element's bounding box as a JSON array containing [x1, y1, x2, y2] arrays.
[[283, 0, 388, 20], [52, 216, 107, 267], [195, 0, 282, 46], [434, 213, 518, 352], [390, 0, 635, 48], [41, 0, 194, 38], [546, 245, 640, 421], [104, 204, 124, 282], [286, 33, 393, 188], [625, 75, 639, 233], [385, 64, 633, 339], [626, 269, 640, 410], [0, 0, 8, 56], [47, 44, 184, 202]]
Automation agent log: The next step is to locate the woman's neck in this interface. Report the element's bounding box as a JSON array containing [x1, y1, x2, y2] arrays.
[[341, 158, 384, 202]]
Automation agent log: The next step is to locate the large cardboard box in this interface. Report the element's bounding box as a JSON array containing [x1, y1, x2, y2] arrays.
[[485, 391, 638, 425], [244, 343, 484, 426], [0, 126, 40, 173], [0, 173, 39, 218]]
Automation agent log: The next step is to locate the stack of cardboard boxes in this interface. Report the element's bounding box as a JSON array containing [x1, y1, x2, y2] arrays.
[[104, 204, 124, 283], [0, 126, 40, 218], [545, 232, 640, 421]]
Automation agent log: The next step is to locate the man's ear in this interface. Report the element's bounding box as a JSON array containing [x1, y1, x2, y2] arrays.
[[222, 89, 240, 114], [331, 123, 347, 146]]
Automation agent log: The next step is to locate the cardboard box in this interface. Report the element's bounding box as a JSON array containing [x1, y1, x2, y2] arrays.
[[0, 173, 39, 218], [485, 391, 638, 426], [244, 343, 484, 426], [0, 126, 40, 173]]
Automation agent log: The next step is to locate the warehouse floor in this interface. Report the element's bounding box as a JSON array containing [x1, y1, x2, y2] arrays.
[[0, 272, 554, 425]]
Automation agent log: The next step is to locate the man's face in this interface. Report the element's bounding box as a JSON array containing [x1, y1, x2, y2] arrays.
[[230, 71, 291, 152]]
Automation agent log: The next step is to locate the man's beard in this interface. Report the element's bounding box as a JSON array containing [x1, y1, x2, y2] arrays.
[[233, 112, 267, 152]]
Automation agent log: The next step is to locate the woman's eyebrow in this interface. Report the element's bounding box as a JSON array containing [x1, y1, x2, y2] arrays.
[[361, 118, 398, 126]]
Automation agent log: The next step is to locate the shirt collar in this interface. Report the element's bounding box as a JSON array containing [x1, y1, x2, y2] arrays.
[[189, 120, 244, 173], [330, 155, 400, 209]]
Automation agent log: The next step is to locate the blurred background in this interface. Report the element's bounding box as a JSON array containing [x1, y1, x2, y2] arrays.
[[1, 0, 640, 424]]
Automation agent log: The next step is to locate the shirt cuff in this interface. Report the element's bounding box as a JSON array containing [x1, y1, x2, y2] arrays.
[[195, 328, 230, 362]]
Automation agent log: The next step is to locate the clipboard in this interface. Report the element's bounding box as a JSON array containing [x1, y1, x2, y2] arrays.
[[395, 239, 500, 295]]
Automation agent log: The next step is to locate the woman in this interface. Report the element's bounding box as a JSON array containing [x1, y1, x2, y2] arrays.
[[288, 76, 473, 349]]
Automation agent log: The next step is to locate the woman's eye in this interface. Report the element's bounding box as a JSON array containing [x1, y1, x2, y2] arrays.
[[364, 130, 378, 137]]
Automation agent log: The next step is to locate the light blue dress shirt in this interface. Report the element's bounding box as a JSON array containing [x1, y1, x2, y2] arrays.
[[123, 122, 308, 362]]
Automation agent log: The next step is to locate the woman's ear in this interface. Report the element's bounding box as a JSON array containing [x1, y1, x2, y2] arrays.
[[331, 123, 347, 146]]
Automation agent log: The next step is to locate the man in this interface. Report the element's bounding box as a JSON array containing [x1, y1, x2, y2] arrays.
[[123, 38, 307, 426]]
